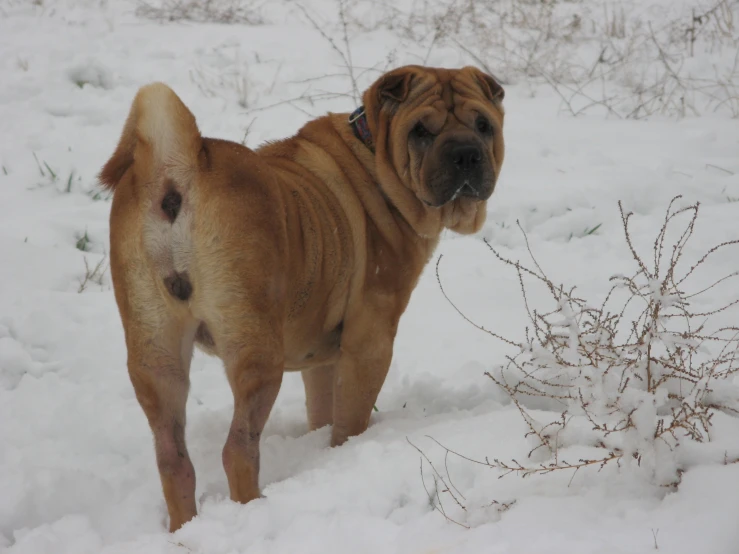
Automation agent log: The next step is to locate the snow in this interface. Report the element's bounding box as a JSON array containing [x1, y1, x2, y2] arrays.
[[2, 0, 739, 552]]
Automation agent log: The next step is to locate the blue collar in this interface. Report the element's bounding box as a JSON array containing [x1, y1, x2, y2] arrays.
[[349, 106, 373, 152]]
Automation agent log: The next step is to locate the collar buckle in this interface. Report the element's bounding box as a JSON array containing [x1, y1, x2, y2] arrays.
[[349, 106, 373, 152]]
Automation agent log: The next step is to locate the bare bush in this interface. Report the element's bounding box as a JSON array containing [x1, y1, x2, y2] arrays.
[[174, 0, 728, 120], [78, 255, 108, 293], [407, 436, 516, 529], [190, 58, 253, 108], [340, 0, 739, 119], [434, 197, 739, 493], [241, 0, 397, 117], [295, 0, 363, 104], [136, 0, 264, 25]]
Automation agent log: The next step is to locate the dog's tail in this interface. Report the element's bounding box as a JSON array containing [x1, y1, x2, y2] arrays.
[[99, 83, 202, 191]]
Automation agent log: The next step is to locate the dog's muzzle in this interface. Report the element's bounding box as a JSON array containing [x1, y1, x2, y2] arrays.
[[426, 140, 494, 207]]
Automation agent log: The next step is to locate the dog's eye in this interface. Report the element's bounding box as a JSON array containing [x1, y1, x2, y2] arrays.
[[476, 116, 492, 135], [412, 122, 431, 139]]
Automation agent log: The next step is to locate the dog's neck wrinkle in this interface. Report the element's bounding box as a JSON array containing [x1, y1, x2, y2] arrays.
[[373, 110, 449, 240], [331, 115, 423, 245], [336, 114, 441, 246], [285, 113, 438, 265], [284, 115, 406, 251]]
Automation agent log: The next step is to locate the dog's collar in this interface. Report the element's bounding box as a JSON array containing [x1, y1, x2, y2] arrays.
[[349, 106, 373, 152]]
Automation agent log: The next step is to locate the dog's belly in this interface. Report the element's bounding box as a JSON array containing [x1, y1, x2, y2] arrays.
[[283, 319, 343, 371], [193, 320, 343, 370]]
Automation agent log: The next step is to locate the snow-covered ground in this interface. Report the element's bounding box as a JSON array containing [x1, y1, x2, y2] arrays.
[[2, 1, 739, 552]]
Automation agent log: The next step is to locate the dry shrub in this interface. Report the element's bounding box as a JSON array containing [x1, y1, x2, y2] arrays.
[[434, 196, 739, 496], [241, 0, 398, 117], [341, 0, 739, 119], [136, 0, 264, 25], [189, 47, 254, 109], [78, 255, 108, 293]]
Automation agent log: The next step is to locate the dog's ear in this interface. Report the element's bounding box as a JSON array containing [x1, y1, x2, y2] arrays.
[[467, 67, 504, 102], [362, 67, 418, 124], [376, 67, 414, 104]]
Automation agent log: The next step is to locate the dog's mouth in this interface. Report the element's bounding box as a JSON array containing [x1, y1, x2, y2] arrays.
[[451, 180, 478, 201], [421, 178, 491, 208]]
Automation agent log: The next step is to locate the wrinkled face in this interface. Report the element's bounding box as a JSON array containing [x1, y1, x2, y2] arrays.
[[367, 66, 505, 223], [413, 107, 500, 207]]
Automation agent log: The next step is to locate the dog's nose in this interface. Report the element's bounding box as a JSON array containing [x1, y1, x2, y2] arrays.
[[451, 144, 482, 171]]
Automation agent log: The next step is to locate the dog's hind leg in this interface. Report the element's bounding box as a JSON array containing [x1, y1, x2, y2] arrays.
[[219, 324, 284, 504], [112, 226, 198, 531], [205, 262, 286, 504], [124, 311, 198, 531]]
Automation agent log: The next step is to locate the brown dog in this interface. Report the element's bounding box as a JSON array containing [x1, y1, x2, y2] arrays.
[[99, 65, 505, 531]]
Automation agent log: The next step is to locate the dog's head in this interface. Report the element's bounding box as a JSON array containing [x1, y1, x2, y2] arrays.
[[362, 65, 505, 236]]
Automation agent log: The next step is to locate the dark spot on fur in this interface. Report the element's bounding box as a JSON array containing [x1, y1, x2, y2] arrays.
[[305, 352, 314, 359], [331, 321, 344, 347], [161, 186, 182, 222], [164, 272, 192, 301]]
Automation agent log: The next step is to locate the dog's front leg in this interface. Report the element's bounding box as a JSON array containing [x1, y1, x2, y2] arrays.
[[331, 309, 395, 447], [302, 364, 336, 431]]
